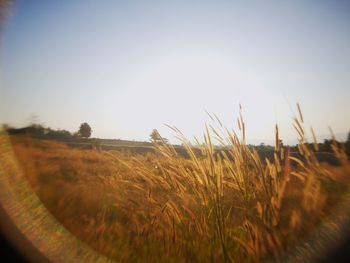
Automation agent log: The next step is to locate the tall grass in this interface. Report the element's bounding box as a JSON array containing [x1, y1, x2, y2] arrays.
[[8, 105, 350, 262]]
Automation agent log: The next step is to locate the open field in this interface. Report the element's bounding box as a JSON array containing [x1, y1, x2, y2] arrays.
[[2, 1, 350, 262], [6, 113, 350, 263]]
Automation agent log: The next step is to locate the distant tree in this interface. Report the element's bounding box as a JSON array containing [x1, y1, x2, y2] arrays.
[[78, 123, 92, 138], [256, 142, 274, 153], [150, 129, 168, 144], [150, 129, 161, 143], [45, 128, 72, 139], [29, 124, 45, 137]]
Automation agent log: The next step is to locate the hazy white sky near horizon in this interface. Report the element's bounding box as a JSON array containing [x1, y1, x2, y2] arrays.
[[1, 0, 350, 144]]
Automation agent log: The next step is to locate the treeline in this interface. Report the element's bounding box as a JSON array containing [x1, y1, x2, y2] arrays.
[[251, 139, 350, 155], [4, 123, 90, 141], [3, 123, 350, 157]]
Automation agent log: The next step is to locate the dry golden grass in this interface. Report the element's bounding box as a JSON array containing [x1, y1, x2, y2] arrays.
[[7, 108, 350, 262]]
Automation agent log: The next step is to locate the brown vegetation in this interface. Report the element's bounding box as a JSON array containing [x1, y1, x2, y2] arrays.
[[7, 109, 350, 262]]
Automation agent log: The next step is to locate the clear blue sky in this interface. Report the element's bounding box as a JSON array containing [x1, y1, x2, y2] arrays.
[[1, 0, 349, 144]]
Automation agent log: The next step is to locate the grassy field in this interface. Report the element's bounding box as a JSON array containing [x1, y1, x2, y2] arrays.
[[7, 112, 350, 262]]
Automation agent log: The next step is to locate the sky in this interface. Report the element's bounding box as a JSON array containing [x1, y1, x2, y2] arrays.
[[0, 0, 350, 144]]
